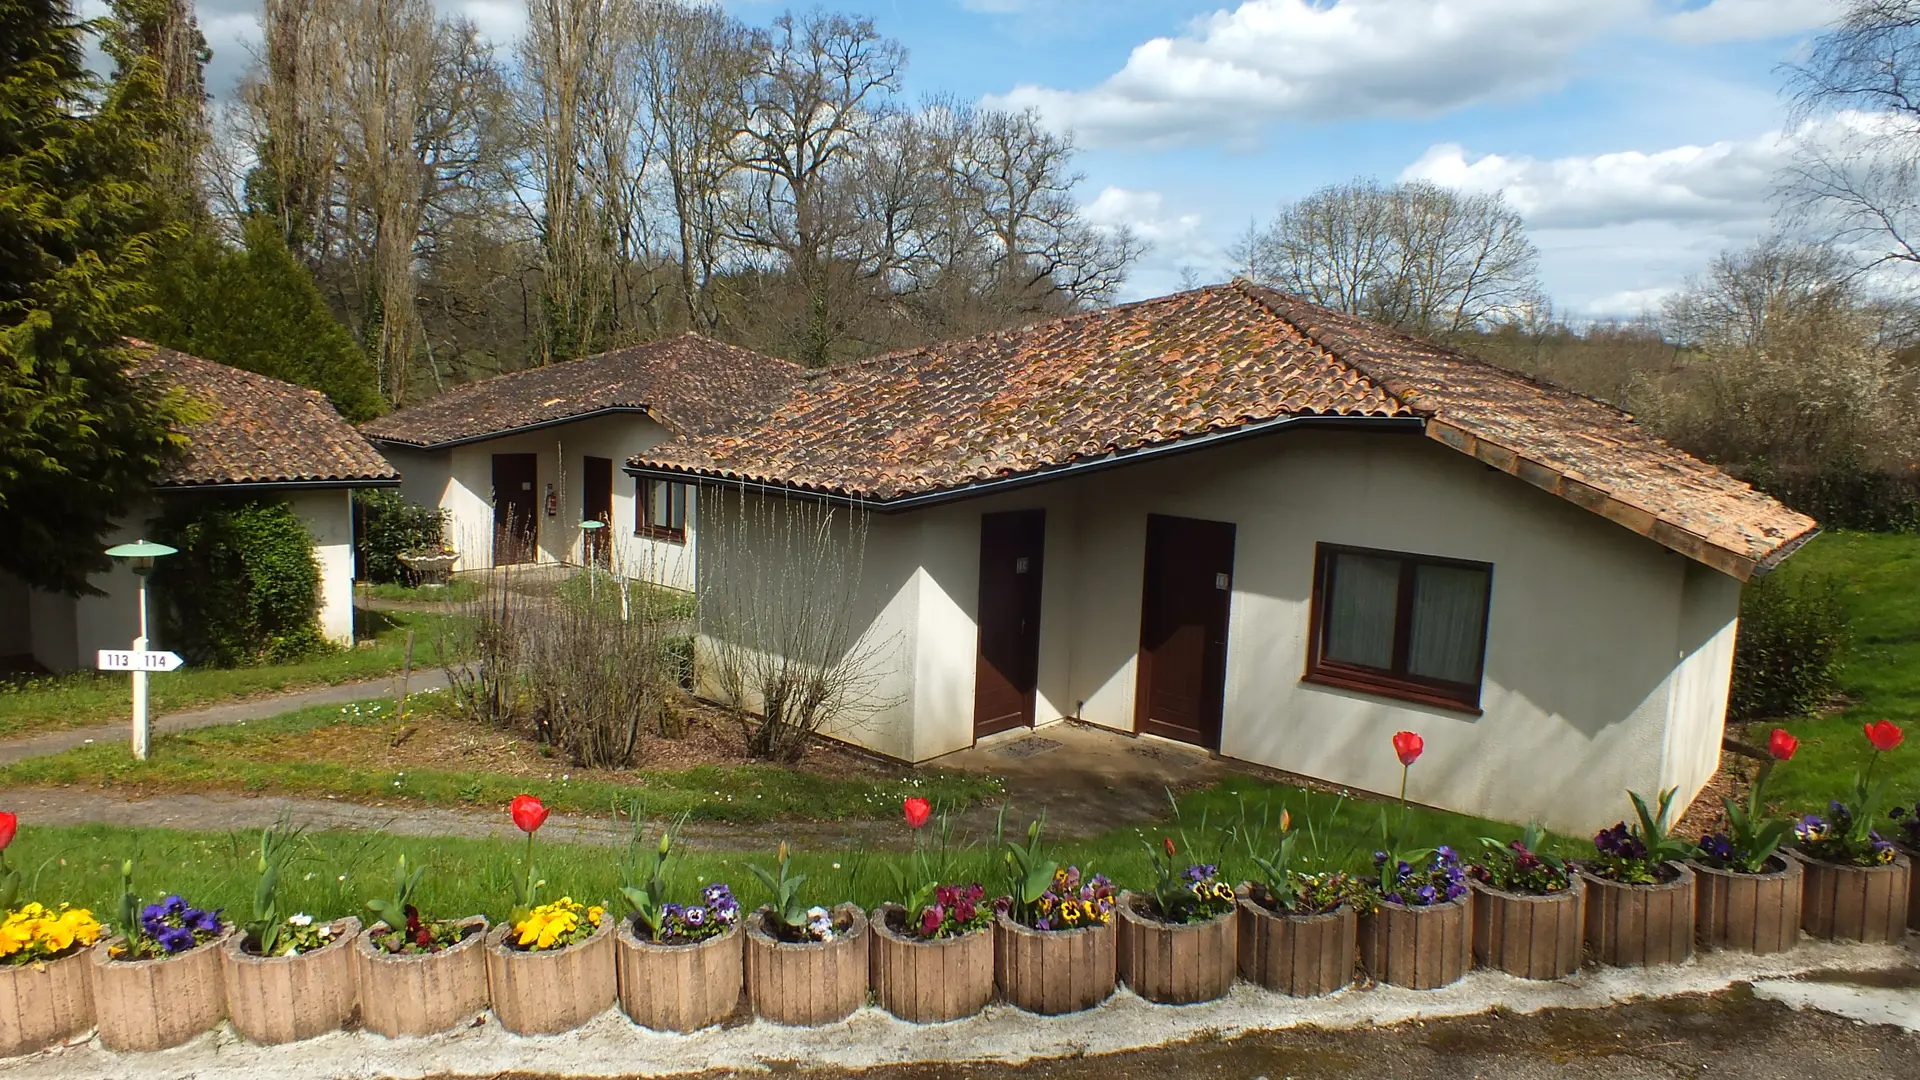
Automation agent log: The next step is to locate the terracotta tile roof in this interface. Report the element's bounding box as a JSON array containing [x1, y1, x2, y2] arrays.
[[358, 333, 805, 448], [131, 342, 398, 488], [634, 283, 1816, 579]]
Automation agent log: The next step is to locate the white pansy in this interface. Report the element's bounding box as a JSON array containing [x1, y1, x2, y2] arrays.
[[288, 913, 313, 927]]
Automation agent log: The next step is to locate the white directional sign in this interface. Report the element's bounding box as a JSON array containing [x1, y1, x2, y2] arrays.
[[97, 649, 184, 673]]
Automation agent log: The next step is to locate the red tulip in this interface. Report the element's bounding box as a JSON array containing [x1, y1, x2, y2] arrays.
[[1163, 837, 1177, 858], [1767, 729, 1798, 762], [1865, 720, 1905, 753], [0, 811, 14, 851], [1392, 730, 1424, 767], [903, 797, 932, 830], [509, 794, 549, 834]]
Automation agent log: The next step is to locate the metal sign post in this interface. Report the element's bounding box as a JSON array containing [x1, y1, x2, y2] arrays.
[[103, 540, 179, 761]]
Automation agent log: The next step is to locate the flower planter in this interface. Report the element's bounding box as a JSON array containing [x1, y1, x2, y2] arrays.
[[0, 949, 95, 1057], [1358, 893, 1471, 990], [1115, 892, 1236, 1005], [1234, 895, 1356, 998], [485, 910, 617, 1035], [614, 917, 743, 1032], [1578, 865, 1694, 967], [1897, 844, 1920, 932], [993, 908, 1117, 1016], [221, 917, 361, 1045], [1799, 851, 1911, 944], [868, 903, 993, 1023], [1469, 878, 1583, 980], [398, 552, 458, 585], [744, 905, 869, 1026], [351, 916, 489, 1038], [1690, 855, 1801, 955], [90, 925, 234, 1052]]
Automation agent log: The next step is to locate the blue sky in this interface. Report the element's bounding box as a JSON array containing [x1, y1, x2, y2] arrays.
[[185, 0, 1849, 319]]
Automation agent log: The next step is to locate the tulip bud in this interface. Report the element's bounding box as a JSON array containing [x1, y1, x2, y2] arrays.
[[777, 841, 789, 865], [659, 833, 672, 857]]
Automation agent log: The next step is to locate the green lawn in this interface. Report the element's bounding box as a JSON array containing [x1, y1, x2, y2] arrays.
[[0, 610, 458, 740], [1744, 531, 1920, 814], [357, 579, 481, 603]]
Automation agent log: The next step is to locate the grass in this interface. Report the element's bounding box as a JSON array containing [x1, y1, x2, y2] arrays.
[[0, 697, 1003, 824], [0, 610, 461, 741], [357, 579, 481, 603], [557, 571, 697, 622], [1743, 531, 1920, 814]]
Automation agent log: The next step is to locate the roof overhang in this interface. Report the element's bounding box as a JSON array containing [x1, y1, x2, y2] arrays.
[[155, 476, 402, 493], [366, 405, 660, 451]]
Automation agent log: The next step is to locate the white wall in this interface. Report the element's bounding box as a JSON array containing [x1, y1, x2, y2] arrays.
[[289, 488, 357, 646]]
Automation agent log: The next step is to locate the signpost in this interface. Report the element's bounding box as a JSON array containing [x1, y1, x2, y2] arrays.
[[97, 650, 185, 672], [103, 540, 179, 760]]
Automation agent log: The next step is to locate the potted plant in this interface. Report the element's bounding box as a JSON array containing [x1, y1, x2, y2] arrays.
[[486, 794, 615, 1035], [1236, 799, 1364, 997], [1580, 789, 1697, 966], [1689, 728, 1803, 954], [614, 815, 744, 1032], [1468, 822, 1582, 979], [398, 544, 459, 585], [870, 797, 994, 1023], [90, 863, 233, 1052], [1118, 820, 1238, 1005], [992, 812, 1118, 1015], [351, 853, 489, 1037], [222, 814, 360, 1044], [1795, 721, 1910, 943], [1888, 799, 1920, 931], [1358, 732, 1472, 990], [0, 811, 105, 1057], [744, 842, 869, 1026]]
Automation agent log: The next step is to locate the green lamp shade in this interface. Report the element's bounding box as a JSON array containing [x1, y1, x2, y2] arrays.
[[106, 540, 178, 560]]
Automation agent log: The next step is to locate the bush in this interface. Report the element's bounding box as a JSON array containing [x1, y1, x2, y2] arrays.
[[1729, 572, 1851, 723], [353, 490, 448, 585], [152, 497, 329, 666], [1747, 459, 1920, 534]]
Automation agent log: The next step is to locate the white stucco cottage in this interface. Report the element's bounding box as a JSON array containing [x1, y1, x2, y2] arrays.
[[631, 282, 1818, 834], [360, 334, 801, 593]]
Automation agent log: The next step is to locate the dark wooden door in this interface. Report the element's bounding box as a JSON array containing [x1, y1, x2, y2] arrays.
[[1135, 514, 1236, 750], [491, 453, 539, 565], [973, 510, 1046, 739], [582, 456, 612, 568]]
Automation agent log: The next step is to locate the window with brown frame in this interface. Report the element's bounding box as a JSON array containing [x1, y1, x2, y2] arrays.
[[1304, 543, 1493, 713], [636, 479, 688, 542]]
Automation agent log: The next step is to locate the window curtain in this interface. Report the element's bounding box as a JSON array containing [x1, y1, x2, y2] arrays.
[[1324, 552, 1399, 669], [1407, 564, 1489, 684]]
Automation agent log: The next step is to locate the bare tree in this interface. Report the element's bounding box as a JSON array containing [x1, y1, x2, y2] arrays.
[[1663, 236, 1854, 350], [245, 0, 341, 256]]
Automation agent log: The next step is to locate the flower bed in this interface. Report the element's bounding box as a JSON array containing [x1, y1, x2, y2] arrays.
[[1360, 845, 1472, 990], [222, 915, 361, 1045], [615, 865, 746, 1032], [352, 914, 489, 1037], [744, 904, 869, 1025], [0, 899, 101, 1056], [486, 900, 616, 1035], [1793, 723, 1911, 943], [1690, 855, 1801, 955], [1117, 847, 1237, 1005], [870, 899, 995, 1022]]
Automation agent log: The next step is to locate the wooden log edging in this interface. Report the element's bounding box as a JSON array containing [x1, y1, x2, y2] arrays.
[[221, 917, 361, 1045], [351, 916, 489, 1038], [1358, 893, 1471, 990], [744, 905, 869, 1026], [1234, 895, 1356, 997], [993, 909, 1117, 1015], [485, 911, 617, 1035], [1579, 865, 1695, 967], [0, 947, 95, 1057], [90, 925, 234, 1052], [1799, 851, 1910, 944], [1895, 844, 1920, 932], [1469, 879, 1583, 980], [1691, 855, 1801, 955], [1115, 892, 1236, 1005], [868, 903, 994, 1023], [614, 917, 743, 1033]]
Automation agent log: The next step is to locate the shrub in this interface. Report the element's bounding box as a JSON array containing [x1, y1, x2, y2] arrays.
[[152, 497, 328, 666], [354, 490, 448, 585], [1729, 571, 1851, 723], [1747, 458, 1920, 534]]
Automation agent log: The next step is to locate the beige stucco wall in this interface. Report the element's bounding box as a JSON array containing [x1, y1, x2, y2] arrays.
[[288, 488, 357, 647]]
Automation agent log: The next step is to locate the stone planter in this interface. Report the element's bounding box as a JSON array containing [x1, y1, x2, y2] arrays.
[[90, 926, 234, 1052], [1579, 865, 1695, 967], [1234, 894, 1356, 998], [1896, 843, 1920, 932], [614, 917, 743, 1033], [1469, 878, 1583, 980], [398, 552, 458, 585], [485, 911, 617, 1035], [351, 916, 489, 1038], [1690, 855, 1802, 955], [0, 948, 95, 1057], [744, 905, 869, 1026], [1359, 894, 1471, 990], [993, 908, 1117, 1016], [221, 917, 361, 1045], [1115, 892, 1237, 1005], [1799, 850, 1911, 944], [868, 903, 994, 1023]]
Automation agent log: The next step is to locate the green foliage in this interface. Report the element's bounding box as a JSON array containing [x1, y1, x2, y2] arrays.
[[1730, 571, 1851, 722], [995, 809, 1059, 925], [364, 853, 426, 932], [353, 489, 448, 585], [243, 811, 304, 955], [0, 0, 188, 594], [746, 842, 811, 933], [1716, 760, 1792, 874], [1749, 458, 1920, 534], [618, 816, 684, 940], [152, 496, 327, 666]]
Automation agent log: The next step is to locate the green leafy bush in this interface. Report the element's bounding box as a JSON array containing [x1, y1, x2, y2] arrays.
[[153, 497, 328, 666], [1729, 572, 1851, 723], [1748, 457, 1920, 534], [353, 490, 448, 585]]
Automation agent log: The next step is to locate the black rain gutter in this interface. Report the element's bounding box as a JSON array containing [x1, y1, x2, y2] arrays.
[[623, 413, 1427, 513], [365, 406, 657, 451], [1750, 526, 1823, 577], [155, 476, 402, 493]]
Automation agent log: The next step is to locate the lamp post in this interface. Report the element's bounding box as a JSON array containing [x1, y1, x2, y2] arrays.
[[580, 520, 606, 606], [105, 540, 176, 760]]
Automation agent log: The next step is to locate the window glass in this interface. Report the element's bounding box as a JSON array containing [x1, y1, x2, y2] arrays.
[[1406, 563, 1489, 684], [1323, 552, 1399, 669], [639, 480, 687, 534]]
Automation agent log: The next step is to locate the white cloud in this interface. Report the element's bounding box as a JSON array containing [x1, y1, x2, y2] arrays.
[[1658, 0, 1842, 44], [1082, 186, 1230, 295]]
